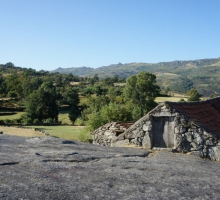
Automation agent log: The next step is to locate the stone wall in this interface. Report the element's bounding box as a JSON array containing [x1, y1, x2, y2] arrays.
[[92, 103, 220, 161], [92, 122, 133, 147], [173, 112, 220, 161]]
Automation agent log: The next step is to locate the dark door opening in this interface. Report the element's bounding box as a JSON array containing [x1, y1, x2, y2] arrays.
[[152, 116, 174, 148]]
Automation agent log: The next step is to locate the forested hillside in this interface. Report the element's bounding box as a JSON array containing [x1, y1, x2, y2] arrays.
[[53, 57, 220, 96]]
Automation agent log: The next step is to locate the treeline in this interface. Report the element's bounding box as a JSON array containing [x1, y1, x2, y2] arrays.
[[0, 62, 205, 131], [0, 63, 161, 130]]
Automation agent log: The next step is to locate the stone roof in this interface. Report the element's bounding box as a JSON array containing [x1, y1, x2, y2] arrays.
[[167, 97, 220, 137], [91, 122, 134, 135]]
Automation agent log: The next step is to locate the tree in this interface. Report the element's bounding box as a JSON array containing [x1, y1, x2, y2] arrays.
[[102, 76, 118, 86], [22, 77, 42, 97], [25, 81, 58, 123], [90, 74, 99, 85], [123, 71, 160, 118], [0, 74, 6, 96], [108, 87, 117, 102], [5, 72, 23, 98], [62, 87, 81, 124], [62, 87, 79, 106], [69, 106, 81, 124], [164, 87, 170, 95], [186, 88, 203, 102], [95, 86, 108, 96]]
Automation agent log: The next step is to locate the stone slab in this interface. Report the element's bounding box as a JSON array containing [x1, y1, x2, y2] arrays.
[[0, 134, 220, 199]]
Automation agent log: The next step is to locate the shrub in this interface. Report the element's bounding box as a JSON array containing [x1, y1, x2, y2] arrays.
[[74, 117, 85, 126], [78, 131, 93, 143], [45, 118, 53, 124], [4, 119, 12, 124], [178, 98, 186, 102], [33, 118, 40, 124], [20, 114, 32, 125]]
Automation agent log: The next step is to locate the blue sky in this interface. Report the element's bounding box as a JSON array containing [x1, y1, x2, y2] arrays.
[[0, 0, 220, 71]]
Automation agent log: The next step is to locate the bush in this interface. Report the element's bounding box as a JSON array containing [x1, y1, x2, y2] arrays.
[[33, 118, 40, 124], [85, 102, 133, 131], [78, 131, 93, 143], [74, 117, 85, 126], [44, 118, 53, 124], [12, 118, 22, 124], [178, 98, 186, 102], [20, 114, 32, 125], [186, 88, 203, 102], [4, 119, 12, 124], [86, 112, 106, 131]]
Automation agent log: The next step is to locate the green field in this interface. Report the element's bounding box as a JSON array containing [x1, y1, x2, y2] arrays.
[[0, 111, 91, 141], [0, 110, 72, 125], [0, 112, 25, 120]]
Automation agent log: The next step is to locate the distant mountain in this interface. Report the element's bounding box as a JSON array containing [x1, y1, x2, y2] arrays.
[[2, 58, 220, 97], [54, 66, 94, 76], [52, 58, 220, 96], [52, 58, 220, 78]]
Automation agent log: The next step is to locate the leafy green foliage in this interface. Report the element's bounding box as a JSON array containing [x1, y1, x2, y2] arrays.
[[69, 106, 81, 124], [168, 77, 193, 94], [61, 87, 79, 106], [25, 81, 58, 123], [95, 86, 108, 96], [78, 131, 93, 143], [178, 98, 186, 102], [86, 102, 132, 131], [123, 72, 160, 118], [59, 87, 81, 124], [186, 88, 203, 102], [108, 87, 117, 102]]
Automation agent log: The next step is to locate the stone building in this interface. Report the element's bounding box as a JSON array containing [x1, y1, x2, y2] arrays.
[[92, 97, 220, 161]]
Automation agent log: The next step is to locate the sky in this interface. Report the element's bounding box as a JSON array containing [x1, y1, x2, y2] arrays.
[[0, 0, 220, 71]]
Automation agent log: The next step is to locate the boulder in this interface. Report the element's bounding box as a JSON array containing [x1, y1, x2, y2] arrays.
[[208, 146, 220, 161], [111, 139, 129, 147], [142, 132, 152, 149]]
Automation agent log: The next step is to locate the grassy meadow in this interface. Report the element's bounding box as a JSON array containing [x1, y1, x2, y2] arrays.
[[0, 111, 25, 120], [0, 110, 90, 141]]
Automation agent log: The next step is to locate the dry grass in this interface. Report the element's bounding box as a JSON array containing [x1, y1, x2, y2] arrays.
[[0, 125, 90, 141], [24, 125, 89, 141], [155, 72, 180, 77], [70, 81, 80, 85], [155, 96, 187, 103], [0, 126, 45, 137]]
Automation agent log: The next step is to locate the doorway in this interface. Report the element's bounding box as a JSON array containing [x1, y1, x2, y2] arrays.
[[152, 116, 174, 148]]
